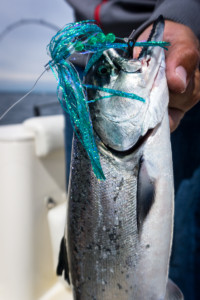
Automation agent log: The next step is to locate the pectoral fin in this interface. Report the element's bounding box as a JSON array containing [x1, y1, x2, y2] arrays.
[[137, 157, 155, 232], [57, 236, 70, 284], [165, 279, 184, 300]]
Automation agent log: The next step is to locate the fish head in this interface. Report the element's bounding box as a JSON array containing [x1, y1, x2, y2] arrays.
[[85, 17, 169, 151]]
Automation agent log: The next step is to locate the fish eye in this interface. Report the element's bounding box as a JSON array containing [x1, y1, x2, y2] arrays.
[[97, 65, 111, 76]]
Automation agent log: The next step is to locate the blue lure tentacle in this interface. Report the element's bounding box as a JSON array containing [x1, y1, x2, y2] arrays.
[[84, 84, 145, 103], [47, 20, 170, 180], [47, 21, 108, 180], [49, 58, 105, 180]]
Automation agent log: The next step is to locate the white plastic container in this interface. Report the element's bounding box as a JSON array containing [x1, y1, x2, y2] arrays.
[[0, 115, 72, 300]]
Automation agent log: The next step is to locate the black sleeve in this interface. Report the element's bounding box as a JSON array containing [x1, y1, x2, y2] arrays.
[[134, 0, 200, 39], [66, 0, 156, 37], [65, 0, 200, 38]]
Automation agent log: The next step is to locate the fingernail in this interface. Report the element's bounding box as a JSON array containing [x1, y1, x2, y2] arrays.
[[175, 66, 187, 92]]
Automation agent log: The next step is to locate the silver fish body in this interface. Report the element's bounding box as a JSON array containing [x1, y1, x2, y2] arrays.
[[67, 134, 141, 299], [61, 17, 183, 300]]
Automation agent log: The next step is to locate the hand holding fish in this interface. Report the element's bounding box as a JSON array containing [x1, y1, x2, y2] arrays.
[[134, 20, 200, 132]]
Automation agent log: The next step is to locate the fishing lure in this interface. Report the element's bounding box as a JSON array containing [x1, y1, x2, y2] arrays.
[[47, 20, 170, 180]]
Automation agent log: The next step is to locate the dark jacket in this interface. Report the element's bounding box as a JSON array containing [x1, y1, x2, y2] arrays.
[[66, 0, 200, 39]]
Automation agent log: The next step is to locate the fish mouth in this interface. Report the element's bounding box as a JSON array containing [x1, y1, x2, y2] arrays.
[[106, 128, 154, 155]]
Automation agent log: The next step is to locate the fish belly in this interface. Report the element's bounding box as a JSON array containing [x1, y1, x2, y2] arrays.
[[67, 135, 141, 300]]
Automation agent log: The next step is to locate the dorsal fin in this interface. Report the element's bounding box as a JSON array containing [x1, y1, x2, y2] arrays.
[[57, 236, 70, 284]]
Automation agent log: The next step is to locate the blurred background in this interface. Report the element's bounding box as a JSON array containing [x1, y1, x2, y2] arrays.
[[0, 0, 74, 124], [0, 1, 74, 299]]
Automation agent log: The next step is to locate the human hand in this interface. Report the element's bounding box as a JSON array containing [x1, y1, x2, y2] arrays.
[[133, 20, 200, 132]]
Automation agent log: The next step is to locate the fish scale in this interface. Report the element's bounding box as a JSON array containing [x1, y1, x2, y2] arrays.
[[67, 135, 141, 299]]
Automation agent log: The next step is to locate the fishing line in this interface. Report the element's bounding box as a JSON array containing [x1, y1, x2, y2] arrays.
[[0, 18, 61, 121], [0, 19, 60, 42], [0, 69, 47, 121]]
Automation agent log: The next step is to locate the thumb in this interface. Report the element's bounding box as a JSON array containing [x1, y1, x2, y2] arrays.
[[165, 45, 199, 93], [164, 21, 200, 93]]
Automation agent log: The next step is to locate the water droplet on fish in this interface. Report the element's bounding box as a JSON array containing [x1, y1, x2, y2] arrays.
[[110, 268, 114, 273], [103, 225, 106, 231], [114, 216, 119, 226]]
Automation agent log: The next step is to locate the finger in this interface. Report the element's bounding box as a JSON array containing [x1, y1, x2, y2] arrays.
[[168, 107, 184, 132], [168, 75, 194, 132], [169, 68, 200, 112], [169, 76, 195, 112], [193, 68, 200, 104], [168, 68, 200, 131], [166, 45, 199, 93], [164, 22, 200, 93]]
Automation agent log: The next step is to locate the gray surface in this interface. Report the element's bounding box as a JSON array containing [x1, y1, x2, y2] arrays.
[[0, 92, 62, 125]]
